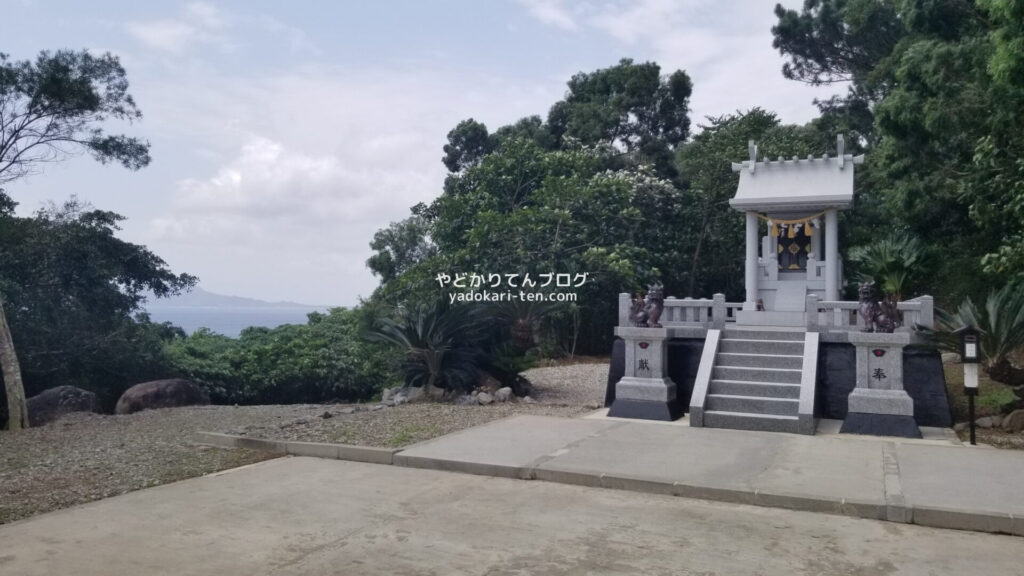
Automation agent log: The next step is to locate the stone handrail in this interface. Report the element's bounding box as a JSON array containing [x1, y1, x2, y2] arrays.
[[805, 294, 934, 332], [618, 293, 743, 329]]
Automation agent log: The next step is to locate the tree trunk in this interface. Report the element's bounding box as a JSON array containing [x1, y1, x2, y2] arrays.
[[0, 297, 28, 430], [687, 215, 709, 297]]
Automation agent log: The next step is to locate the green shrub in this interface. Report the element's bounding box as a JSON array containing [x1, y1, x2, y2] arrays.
[[165, 307, 401, 404]]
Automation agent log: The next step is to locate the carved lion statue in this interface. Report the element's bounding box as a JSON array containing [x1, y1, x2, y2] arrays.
[[858, 282, 899, 333], [630, 283, 665, 328]]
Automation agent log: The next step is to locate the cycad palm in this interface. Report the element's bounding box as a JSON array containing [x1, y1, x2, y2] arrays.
[[934, 283, 1024, 386], [848, 232, 926, 302], [369, 301, 489, 393]]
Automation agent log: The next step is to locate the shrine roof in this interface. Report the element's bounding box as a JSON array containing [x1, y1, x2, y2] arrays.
[[729, 151, 864, 213]]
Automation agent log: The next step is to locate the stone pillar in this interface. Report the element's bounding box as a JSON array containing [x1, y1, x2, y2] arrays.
[[618, 293, 631, 327], [824, 209, 839, 301], [711, 293, 726, 329], [811, 220, 823, 259], [744, 211, 759, 310], [609, 326, 682, 421], [840, 332, 921, 438]]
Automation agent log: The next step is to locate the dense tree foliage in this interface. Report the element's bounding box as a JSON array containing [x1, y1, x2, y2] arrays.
[[165, 307, 400, 404], [1, 48, 152, 429], [675, 109, 826, 298], [0, 50, 150, 184], [0, 197, 194, 421], [773, 0, 1024, 302]]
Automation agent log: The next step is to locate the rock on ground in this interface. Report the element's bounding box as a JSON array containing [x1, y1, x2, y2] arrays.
[[115, 379, 209, 415], [26, 386, 100, 427], [1002, 409, 1024, 433], [976, 416, 1002, 429]]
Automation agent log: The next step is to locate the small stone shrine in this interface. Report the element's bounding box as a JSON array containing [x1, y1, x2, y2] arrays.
[[605, 135, 947, 437]]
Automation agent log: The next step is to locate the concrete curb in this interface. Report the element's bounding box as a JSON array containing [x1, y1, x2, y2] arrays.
[[196, 430, 1020, 537], [195, 432, 399, 465]]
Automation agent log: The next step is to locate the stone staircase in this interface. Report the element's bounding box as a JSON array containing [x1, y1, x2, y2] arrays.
[[701, 327, 811, 434]]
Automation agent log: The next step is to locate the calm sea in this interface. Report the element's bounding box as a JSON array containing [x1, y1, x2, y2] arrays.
[[145, 306, 328, 338]]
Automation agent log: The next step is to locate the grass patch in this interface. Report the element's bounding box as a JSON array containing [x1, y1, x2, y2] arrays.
[[326, 427, 357, 445], [386, 424, 443, 447], [944, 362, 1020, 421]]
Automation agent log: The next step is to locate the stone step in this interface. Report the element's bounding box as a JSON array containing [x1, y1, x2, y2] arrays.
[[706, 394, 799, 416], [715, 352, 803, 370], [712, 365, 802, 384], [718, 339, 804, 355], [707, 379, 801, 399], [722, 328, 805, 342], [703, 410, 801, 434]]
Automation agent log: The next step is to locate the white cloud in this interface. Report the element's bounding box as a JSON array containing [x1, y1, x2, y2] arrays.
[[125, 2, 233, 54], [521, 0, 843, 126], [141, 66, 560, 304], [184, 2, 224, 30], [125, 19, 201, 54], [517, 0, 579, 32]]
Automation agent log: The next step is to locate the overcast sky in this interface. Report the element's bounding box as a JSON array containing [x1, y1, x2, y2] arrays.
[[1, 0, 841, 306]]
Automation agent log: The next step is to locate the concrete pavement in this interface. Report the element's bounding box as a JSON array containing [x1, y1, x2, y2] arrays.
[[3, 456, 1023, 575], [392, 415, 1024, 535]]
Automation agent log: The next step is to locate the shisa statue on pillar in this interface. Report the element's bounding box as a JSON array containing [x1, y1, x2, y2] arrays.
[[858, 281, 900, 333], [629, 283, 665, 328]]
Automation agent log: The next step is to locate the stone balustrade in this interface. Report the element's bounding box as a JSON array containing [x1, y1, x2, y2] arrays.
[[804, 294, 934, 340], [617, 293, 744, 330]]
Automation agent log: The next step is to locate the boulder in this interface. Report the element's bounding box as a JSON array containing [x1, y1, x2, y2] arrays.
[[477, 372, 502, 394], [455, 394, 476, 405], [522, 395, 537, 404], [1002, 409, 1024, 433], [494, 387, 513, 402], [940, 352, 960, 364], [477, 392, 494, 405], [424, 382, 445, 400], [26, 385, 100, 426], [514, 376, 536, 398], [114, 379, 209, 415], [402, 387, 426, 403], [976, 416, 1001, 429], [953, 421, 968, 432]]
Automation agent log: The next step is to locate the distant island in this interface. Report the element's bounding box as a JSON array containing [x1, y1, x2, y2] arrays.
[[146, 287, 335, 310], [144, 287, 337, 337]]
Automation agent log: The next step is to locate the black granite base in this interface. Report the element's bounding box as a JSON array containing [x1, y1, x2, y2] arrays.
[[840, 412, 922, 438], [607, 398, 684, 421], [818, 344, 953, 428], [605, 338, 625, 408]]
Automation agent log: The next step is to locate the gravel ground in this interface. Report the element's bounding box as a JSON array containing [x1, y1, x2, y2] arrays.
[[220, 363, 608, 445], [0, 363, 609, 525], [955, 428, 1024, 449]]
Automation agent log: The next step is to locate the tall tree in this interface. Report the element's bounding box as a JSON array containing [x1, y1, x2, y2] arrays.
[[773, 1, 1024, 304], [547, 59, 692, 180], [772, 0, 904, 147], [0, 49, 151, 429], [0, 199, 195, 412], [676, 109, 825, 298], [366, 211, 437, 284]]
